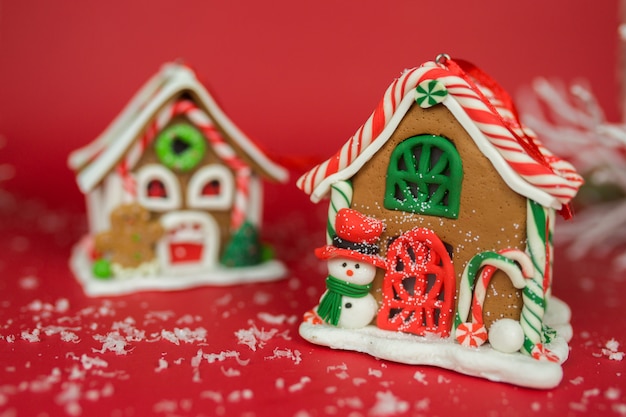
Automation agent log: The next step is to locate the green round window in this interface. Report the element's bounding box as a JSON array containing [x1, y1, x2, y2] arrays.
[[155, 123, 206, 172]]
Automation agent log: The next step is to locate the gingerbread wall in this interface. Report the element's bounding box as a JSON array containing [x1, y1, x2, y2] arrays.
[[349, 103, 529, 328], [133, 115, 236, 253]]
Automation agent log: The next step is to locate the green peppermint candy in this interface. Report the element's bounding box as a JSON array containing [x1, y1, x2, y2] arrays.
[[415, 79, 448, 108]]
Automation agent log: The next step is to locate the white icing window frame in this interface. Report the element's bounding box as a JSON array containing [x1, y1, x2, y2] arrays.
[[135, 164, 182, 212], [187, 164, 234, 210]]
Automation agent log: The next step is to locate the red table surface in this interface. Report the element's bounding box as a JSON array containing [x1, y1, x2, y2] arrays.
[[0, 181, 624, 417]]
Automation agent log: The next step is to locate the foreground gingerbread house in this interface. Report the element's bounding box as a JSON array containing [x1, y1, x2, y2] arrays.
[[69, 62, 288, 295], [297, 56, 583, 388]]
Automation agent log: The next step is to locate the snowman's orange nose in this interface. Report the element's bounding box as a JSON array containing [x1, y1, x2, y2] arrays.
[[346, 270, 354, 277]]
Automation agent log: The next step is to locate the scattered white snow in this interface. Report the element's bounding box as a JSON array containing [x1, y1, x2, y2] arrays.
[[602, 339, 625, 361], [369, 391, 409, 416]]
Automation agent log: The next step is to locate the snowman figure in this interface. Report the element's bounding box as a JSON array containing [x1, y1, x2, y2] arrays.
[[315, 208, 386, 329]]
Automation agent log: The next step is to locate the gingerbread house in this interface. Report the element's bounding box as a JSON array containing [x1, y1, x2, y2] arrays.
[[69, 62, 288, 296], [297, 56, 583, 388]]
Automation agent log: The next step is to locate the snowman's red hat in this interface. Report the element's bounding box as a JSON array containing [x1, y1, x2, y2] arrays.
[[315, 208, 386, 269]]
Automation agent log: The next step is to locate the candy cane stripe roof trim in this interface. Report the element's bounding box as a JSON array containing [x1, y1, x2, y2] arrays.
[[297, 61, 582, 208], [69, 63, 288, 193]]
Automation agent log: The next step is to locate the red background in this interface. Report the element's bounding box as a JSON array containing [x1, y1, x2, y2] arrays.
[[0, 2, 625, 417], [0, 0, 621, 210]]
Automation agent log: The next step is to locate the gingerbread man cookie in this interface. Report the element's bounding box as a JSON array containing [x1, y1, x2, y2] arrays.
[[95, 203, 164, 271]]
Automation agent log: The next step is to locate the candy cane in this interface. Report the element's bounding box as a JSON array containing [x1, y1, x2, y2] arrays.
[[454, 249, 532, 347], [326, 180, 353, 244], [119, 99, 250, 230], [520, 200, 559, 361], [297, 58, 582, 208], [116, 161, 136, 201]]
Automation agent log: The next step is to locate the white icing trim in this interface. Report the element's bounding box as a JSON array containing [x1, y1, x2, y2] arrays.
[[70, 63, 288, 194], [309, 93, 562, 210], [70, 235, 286, 295], [187, 165, 234, 210], [85, 190, 102, 233], [135, 164, 182, 212], [247, 175, 262, 227], [157, 211, 220, 274]]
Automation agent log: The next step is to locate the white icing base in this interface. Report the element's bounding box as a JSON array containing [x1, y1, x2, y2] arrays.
[[299, 296, 572, 389], [70, 236, 287, 297]]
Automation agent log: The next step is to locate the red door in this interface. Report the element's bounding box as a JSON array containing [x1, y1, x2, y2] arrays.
[[377, 227, 455, 337]]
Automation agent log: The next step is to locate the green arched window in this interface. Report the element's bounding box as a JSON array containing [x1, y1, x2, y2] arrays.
[[384, 135, 462, 219]]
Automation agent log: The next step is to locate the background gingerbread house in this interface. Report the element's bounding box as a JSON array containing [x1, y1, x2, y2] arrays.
[[297, 57, 583, 387], [69, 62, 288, 295]]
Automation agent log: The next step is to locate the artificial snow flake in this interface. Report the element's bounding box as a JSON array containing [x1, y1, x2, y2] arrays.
[[60, 331, 80, 343], [264, 348, 302, 364], [220, 367, 240, 377], [613, 403, 626, 416], [144, 310, 175, 323], [203, 350, 249, 365], [160, 327, 207, 345], [257, 312, 297, 325], [370, 391, 409, 416], [92, 332, 129, 355], [200, 391, 223, 403], [570, 376, 585, 385], [336, 397, 364, 409], [18, 275, 39, 290], [175, 314, 201, 325], [153, 400, 178, 413], [235, 321, 289, 351], [80, 354, 108, 370], [227, 389, 253, 402], [21, 329, 40, 343], [287, 377, 311, 393], [606, 387, 621, 400], [55, 382, 82, 417], [352, 378, 367, 386], [155, 358, 168, 373], [602, 338, 625, 361], [413, 371, 428, 385], [415, 398, 430, 412]]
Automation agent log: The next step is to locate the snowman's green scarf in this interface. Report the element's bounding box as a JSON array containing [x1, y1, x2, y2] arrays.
[[317, 275, 372, 326]]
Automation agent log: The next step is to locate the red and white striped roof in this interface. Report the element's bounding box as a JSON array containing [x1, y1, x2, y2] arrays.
[[297, 59, 583, 210], [69, 62, 288, 193]]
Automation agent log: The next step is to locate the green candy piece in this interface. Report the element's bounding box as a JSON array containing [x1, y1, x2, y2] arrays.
[[93, 259, 113, 279], [415, 79, 448, 108], [155, 123, 206, 172]]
